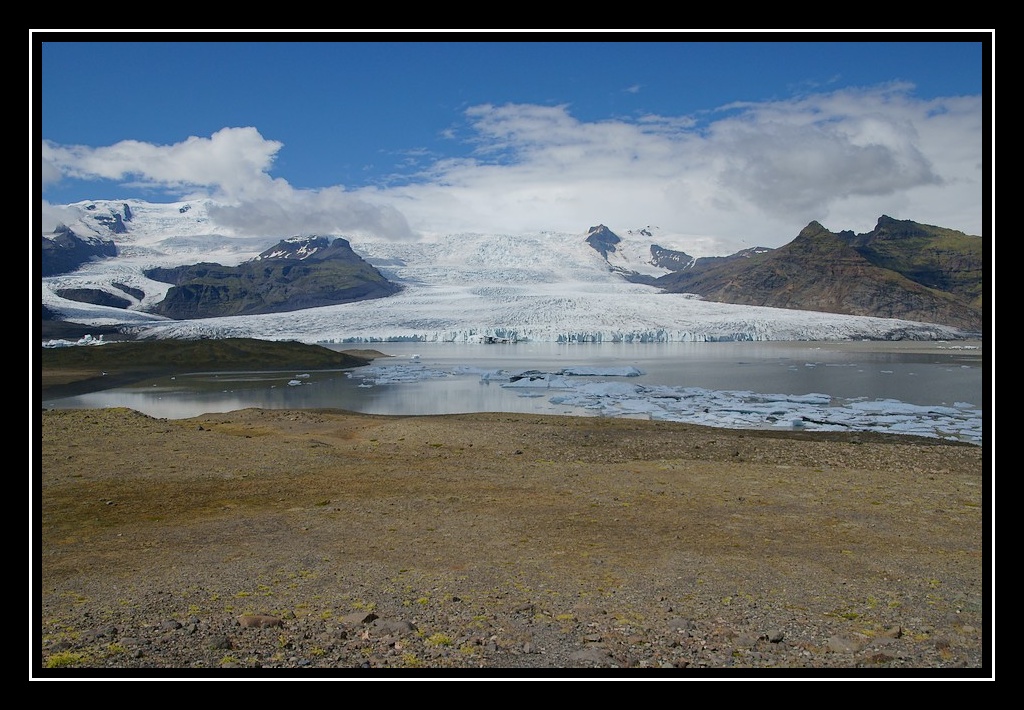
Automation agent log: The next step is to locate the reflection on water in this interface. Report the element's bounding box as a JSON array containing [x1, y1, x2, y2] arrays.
[[40, 340, 984, 423]]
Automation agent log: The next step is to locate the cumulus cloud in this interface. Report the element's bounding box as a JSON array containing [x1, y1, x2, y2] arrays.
[[708, 84, 965, 222], [40, 127, 416, 241], [39, 83, 982, 252], [42, 127, 281, 195], [381, 84, 982, 250]]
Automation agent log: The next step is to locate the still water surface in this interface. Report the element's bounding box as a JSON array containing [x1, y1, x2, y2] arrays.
[[41, 340, 984, 422]]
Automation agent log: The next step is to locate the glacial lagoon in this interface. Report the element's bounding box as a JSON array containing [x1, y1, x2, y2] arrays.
[[40, 340, 985, 444]]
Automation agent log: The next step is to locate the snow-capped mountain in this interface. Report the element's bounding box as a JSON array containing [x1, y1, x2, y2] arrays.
[[39, 199, 975, 344]]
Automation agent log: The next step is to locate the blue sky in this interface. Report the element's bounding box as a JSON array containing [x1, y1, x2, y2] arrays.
[[34, 33, 991, 254]]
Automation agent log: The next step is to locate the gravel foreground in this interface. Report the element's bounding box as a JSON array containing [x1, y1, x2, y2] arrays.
[[36, 406, 990, 679]]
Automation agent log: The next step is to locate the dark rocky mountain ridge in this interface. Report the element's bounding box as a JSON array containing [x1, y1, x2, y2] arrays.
[[584, 224, 621, 258], [645, 217, 982, 333], [39, 203, 134, 278], [40, 225, 117, 277], [145, 236, 401, 319]]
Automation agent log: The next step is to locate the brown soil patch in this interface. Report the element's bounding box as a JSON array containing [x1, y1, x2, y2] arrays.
[[37, 405, 988, 674]]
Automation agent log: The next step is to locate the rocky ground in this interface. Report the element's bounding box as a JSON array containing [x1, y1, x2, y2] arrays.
[[37, 400, 990, 679]]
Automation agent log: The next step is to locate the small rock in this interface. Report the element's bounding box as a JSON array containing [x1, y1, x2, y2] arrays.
[[236, 614, 283, 629]]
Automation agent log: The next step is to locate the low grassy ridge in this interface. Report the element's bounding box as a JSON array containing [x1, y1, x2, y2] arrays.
[[41, 337, 370, 371], [39, 337, 373, 399]]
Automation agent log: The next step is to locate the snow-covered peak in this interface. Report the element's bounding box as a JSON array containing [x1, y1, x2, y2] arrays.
[[251, 236, 333, 261], [47, 199, 217, 241], [42, 198, 279, 267]]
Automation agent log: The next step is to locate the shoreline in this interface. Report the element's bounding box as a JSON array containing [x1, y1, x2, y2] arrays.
[[39, 338, 984, 399]]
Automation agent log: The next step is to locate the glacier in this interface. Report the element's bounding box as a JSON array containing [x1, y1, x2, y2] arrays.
[[40, 199, 975, 344]]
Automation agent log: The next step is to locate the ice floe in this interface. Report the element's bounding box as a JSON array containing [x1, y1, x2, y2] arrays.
[[348, 361, 982, 445]]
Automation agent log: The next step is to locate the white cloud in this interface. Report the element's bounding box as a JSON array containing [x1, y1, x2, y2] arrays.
[[42, 127, 281, 195], [40, 157, 62, 190], [40, 84, 982, 252], [706, 84, 982, 234], [207, 186, 415, 241], [40, 201, 78, 234], [376, 85, 982, 250], [41, 127, 416, 241]]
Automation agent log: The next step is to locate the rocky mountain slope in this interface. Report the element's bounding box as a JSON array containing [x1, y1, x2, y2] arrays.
[[40, 225, 117, 277], [144, 236, 400, 319], [645, 217, 982, 333]]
